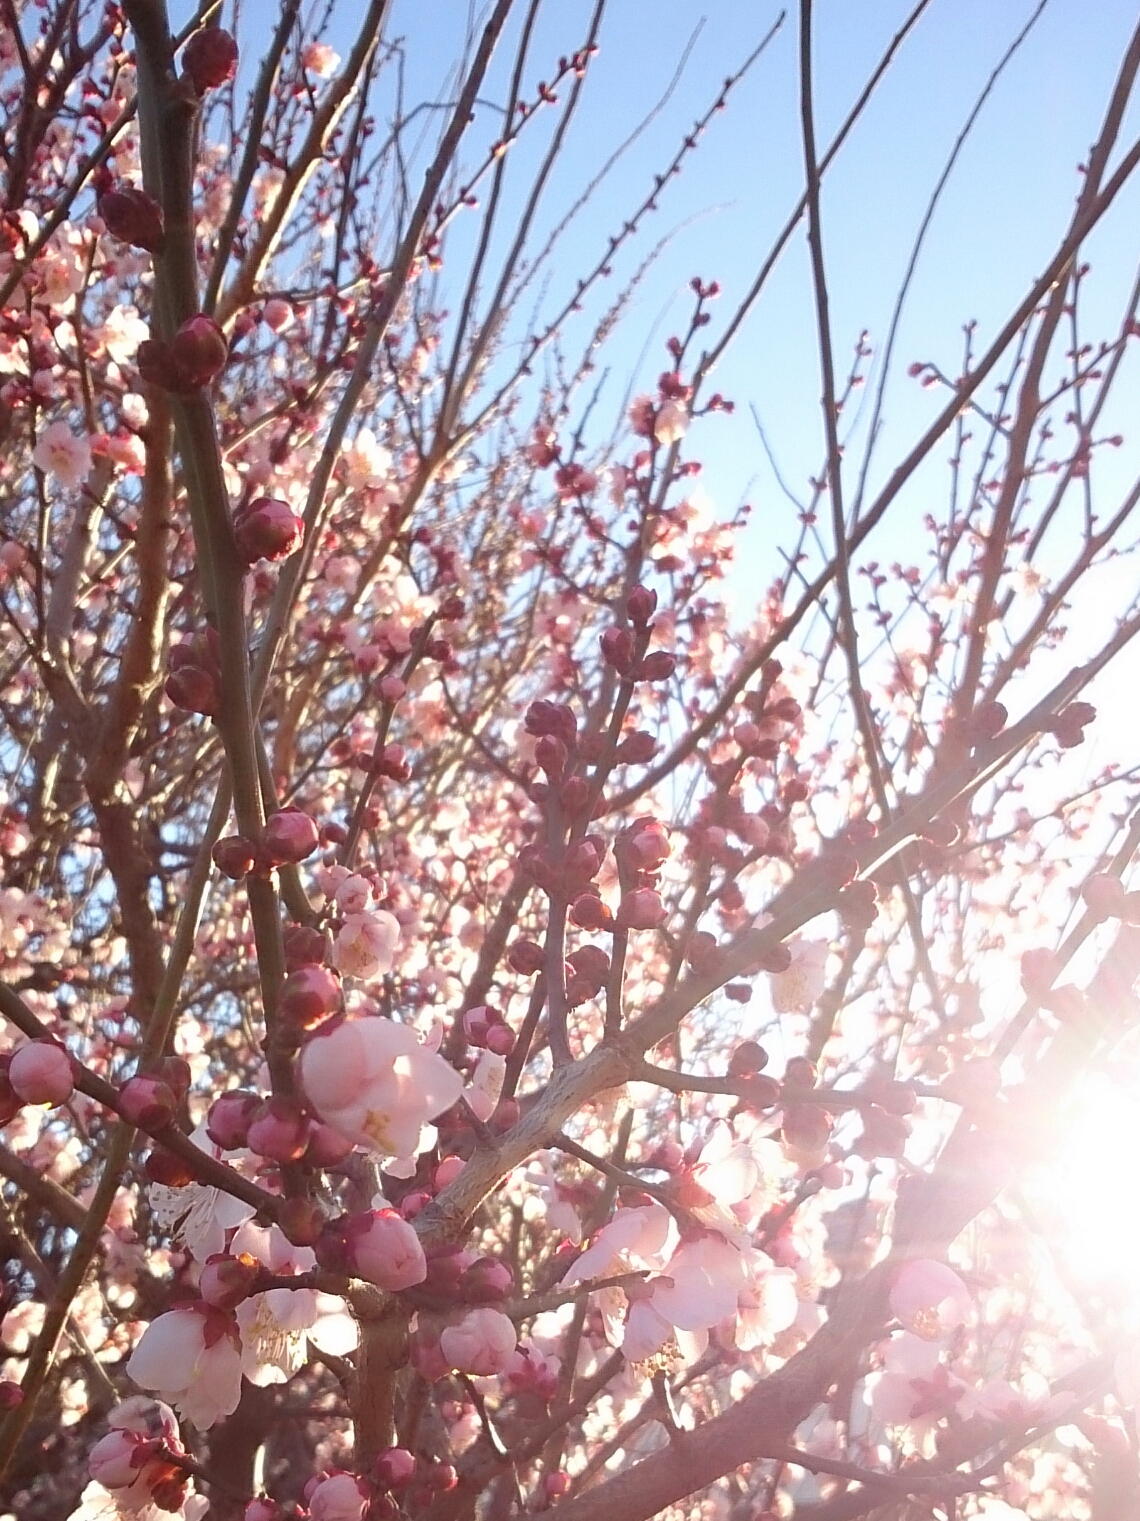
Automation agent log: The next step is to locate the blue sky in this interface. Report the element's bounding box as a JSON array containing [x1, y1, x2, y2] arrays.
[[351, 0, 1140, 536]]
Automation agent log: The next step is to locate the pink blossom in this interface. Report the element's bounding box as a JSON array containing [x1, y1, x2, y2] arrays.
[[332, 910, 400, 979], [32, 420, 93, 488], [308, 1472, 369, 1521], [343, 1208, 427, 1290], [300, 1016, 463, 1156], [654, 397, 689, 445], [463, 1050, 506, 1122], [302, 41, 340, 77], [889, 1258, 972, 1341], [770, 938, 829, 1014], [230, 1222, 357, 1385], [8, 1041, 73, 1106], [333, 874, 373, 915], [127, 1306, 244, 1429], [439, 1307, 517, 1375]]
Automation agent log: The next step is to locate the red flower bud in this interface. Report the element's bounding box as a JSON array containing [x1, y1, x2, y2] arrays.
[[616, 888, 667, 930], [206, 1090, 259, 1150], [97, 186, 165, 253], [144, 1146, 196, 1187], [1083, 872, 1126, 919], [728, 1040, 769, 1076], [616, 729, 657, 765], [635, 651, 676, 682], [233, 497, 304, 566], [600, 626, 635, 672], [279, 964, 342, 1027], [212, 834, 258, 878], [165, 664, 219, 716], [182, 27, 239, 92], [534, 734, 569, 781], [119, 1075, 179, 1129], [247, 1096, 311, 1162], [626, 585, 658, 624], [168, 315, 229, 389], [507, 939, 545, 975], [284, 924, 330, 968], [569, 893, 614, 931], [261, 808, 319, 864]]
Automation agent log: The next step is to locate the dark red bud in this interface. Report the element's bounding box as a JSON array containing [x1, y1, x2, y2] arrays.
[[97, 186, 165, 253], [212, 834, 258, 878], [635, 651, 676, 682], [626, 585, 658, 624], [182, 27, 239, 92]]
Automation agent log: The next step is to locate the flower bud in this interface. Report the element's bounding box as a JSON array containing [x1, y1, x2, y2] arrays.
[[212, 834, 258, 878], [616, 729, 657, 765], [616, 888, 666, 930], [144, 1147, 196, 1187], [182, 27, 239, 92], [200, 1251, 260, 1310], [626, 585, 657, 624], [457, 1255, 514, 1303], [507, 939, 544, 975], [119, 1075, 178, 1129], [635, 651, 676, 682], [261, 808, 319, 865], [728, 1040, 768, 1077], [569, 893, 614, 931], [233, 498, 304, 565], [284, 924, 330, 969], [344, 1208, 427, 1291], [165, 664, 219, 716], [97, 186, 165, 253], [8, 1041, 73, 1107], [88, 1428, 151, 1490], [534, 734, 568, 781], [245, 1501, 285, 1521], [0, 1382, 22, 1411], [600, 626, 634, 672], [305, 1122, 355, 1167], [439, 1306, 517, 1375], [373, 1446, 416, 1490], [307, 1472, 370, 1521], [1083, 872, 1126, 919], [168, 315, 229, 389], [247, 1096, 311, 1162], [206, 1089, 259, 1150], [280, 964, 342, 1027]]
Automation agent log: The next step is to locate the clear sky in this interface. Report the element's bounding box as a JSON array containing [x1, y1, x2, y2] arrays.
[[352, 1, 1140, 549]]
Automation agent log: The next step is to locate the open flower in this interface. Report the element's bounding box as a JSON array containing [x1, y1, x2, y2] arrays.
[[300, 1017, 463, 1156], [32, 420, 93, 488], [126, 1306, 243, 1430], [230, 1222, 357, 1386], [332, 910, 400, 980], [889, 1258, 972, 1341], [147, 1123, 256, 1261]]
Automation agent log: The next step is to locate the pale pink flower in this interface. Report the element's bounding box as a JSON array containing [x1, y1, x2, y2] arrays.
[[302, 41, 340, 77], [148, 1124, 256, 1261], [126, 1306, 244, 1430], [654, 397, 689, 445], [440, 1307, 517, 1375], [463, 1050, 506, 1122], [300, 1016, 463, 1156], [308, 1473, 368, 1521], [333, 874, 372, 915], [770, 938, 829, 1014], [32, 420, 93, 488], [734, 1265, 800, 1350], [889, 1259, 972, 1341], [332, 910, 400, 979], [230, 1222, 357, 1385], [567, 1202, 675, 1285], [870, 1333, 972, 1433]]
